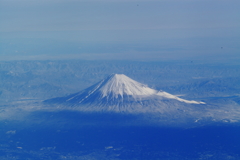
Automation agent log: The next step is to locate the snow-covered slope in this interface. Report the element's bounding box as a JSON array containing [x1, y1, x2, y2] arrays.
[[44, 74, 205, 112], [100, 74, 156, 98]]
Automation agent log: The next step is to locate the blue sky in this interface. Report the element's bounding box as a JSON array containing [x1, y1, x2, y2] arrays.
[[0, 0, 239, 62]]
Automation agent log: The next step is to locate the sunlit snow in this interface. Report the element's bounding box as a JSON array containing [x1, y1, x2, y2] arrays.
[[100, 74, 157, 98]]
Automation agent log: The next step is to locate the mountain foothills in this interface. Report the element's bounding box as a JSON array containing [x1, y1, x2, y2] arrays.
[[44, 74, 205, 113]]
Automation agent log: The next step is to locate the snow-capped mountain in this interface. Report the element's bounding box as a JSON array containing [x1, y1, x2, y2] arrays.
[[44, 74, 205, 113]]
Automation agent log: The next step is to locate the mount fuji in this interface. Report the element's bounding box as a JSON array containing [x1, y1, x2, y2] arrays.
[[44, 74, 205, 113]]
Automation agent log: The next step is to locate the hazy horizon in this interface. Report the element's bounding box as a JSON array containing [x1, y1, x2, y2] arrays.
[[1, 0, 239, 63]]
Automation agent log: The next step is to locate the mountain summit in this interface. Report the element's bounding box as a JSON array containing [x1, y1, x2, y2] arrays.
[[44, 74, 205, 113], [98, 74, 156, 98]]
